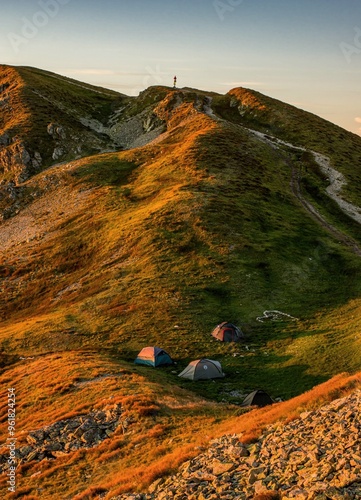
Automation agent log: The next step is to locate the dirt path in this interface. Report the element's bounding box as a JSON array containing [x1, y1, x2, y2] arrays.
[[247, 128, 361, 257], [289, 157, 361, 257], [312, 151, 361, 224], [249, 129, 361, 226], [204, 98, 361, 225], [203, 99, 361, 256]]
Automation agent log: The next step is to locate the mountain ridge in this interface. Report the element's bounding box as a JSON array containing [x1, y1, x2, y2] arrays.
[[1, 65, 361, 498], [1, 65, 361, 391]]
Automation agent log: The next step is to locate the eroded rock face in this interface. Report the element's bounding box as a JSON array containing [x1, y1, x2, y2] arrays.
[[47, 123, 66, 140], [52, 146, 65, 161], [113, 391, 361, 500], [0, 404, 122, 471], [0, 133, 10, 146], [0, 140, 42, 183]]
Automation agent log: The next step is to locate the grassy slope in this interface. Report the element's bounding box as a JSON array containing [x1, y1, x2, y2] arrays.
[[0, 351, 237, 499], [0, 351, 360, 499], [0, 65, 127, 171], [211, 87, 361, 386], [1, 96, 361, 401], [1, 74, 361, 497], [0, 66, 31, 133], [213, 87, 361, 204]]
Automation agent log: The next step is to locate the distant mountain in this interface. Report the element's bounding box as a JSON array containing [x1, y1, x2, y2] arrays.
[[0, 65, 126, 183], [0, 65, 361, 498]]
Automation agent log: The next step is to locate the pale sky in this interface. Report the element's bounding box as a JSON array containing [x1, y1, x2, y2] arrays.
[[1, 0, 361, 135]]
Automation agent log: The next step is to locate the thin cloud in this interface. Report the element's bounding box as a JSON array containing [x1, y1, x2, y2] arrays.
[[288, 102, 308, 107], [68, 69, 115, 76], [63, 69, 146, 77], [221, 81, 265, 87]]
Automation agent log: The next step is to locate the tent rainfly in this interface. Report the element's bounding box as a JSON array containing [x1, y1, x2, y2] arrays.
[[134, 346, 173, 367], [211, 322, 244, 342], [178, 359, 225, 380], [242, 390, 273, 407]]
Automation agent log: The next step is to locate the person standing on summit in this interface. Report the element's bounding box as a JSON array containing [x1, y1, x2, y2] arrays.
[[173, 75, 177, 88]]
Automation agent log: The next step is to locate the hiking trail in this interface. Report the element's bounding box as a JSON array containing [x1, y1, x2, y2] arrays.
[[203, 97, 361, 257]]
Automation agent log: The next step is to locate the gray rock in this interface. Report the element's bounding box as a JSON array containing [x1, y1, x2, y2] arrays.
[[47, 123, 66, 139], [52, 147, 65, 161], [0, 404, 123, 473], [0, 133, 10, 146], [113, 390, 361, 500]]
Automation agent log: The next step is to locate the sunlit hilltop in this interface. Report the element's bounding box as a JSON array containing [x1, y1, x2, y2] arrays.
[[1, 65, 361, 499]]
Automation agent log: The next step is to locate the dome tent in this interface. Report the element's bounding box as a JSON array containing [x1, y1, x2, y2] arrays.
[[242, 390, 273, 407], [134, 346, 173, 367], [211, 322, 244, 342], [178, 359, 225, 380]]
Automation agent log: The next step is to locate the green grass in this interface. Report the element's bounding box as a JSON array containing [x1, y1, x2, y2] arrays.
[[1, 72, 361, 405], [212, 88, 361, 204], [1, 72, 361, 499], [0, 65, 127, 170], [71, 156, 137, 187], [2, 108, 361, 404]]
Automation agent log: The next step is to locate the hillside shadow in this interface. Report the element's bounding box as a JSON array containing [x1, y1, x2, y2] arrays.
[[129, 348, 326, 404], [71, 157, 137, 187]]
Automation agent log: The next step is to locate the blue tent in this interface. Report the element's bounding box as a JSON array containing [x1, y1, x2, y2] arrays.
[[134, 346, 173, 367]]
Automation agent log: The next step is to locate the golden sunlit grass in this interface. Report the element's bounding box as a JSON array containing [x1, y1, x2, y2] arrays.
[[1, 71, 361, 498], [1, 89, 361, 399], [228, 87, 268, 113], [0, 66, 33, 158], [218, 371, 361, 443], [0, 351, 237, 499], [1, 349, 360, 499], [254, 493, 281, 500]]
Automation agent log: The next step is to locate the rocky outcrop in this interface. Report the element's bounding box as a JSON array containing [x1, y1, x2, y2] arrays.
[[114, 391, 361, 499], [0, 139, 42, 183], [0, 181, 23, 220], [47, 123, 67, 161], [47, 123, 66, 140], [0, 404, 122, 472], [0, 66, 125, 184], [0, 133, 10, 146], [109, 109, 165, 149]]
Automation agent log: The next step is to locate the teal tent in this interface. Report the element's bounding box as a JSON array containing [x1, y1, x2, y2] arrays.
[[134, 346, 173, 367]]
